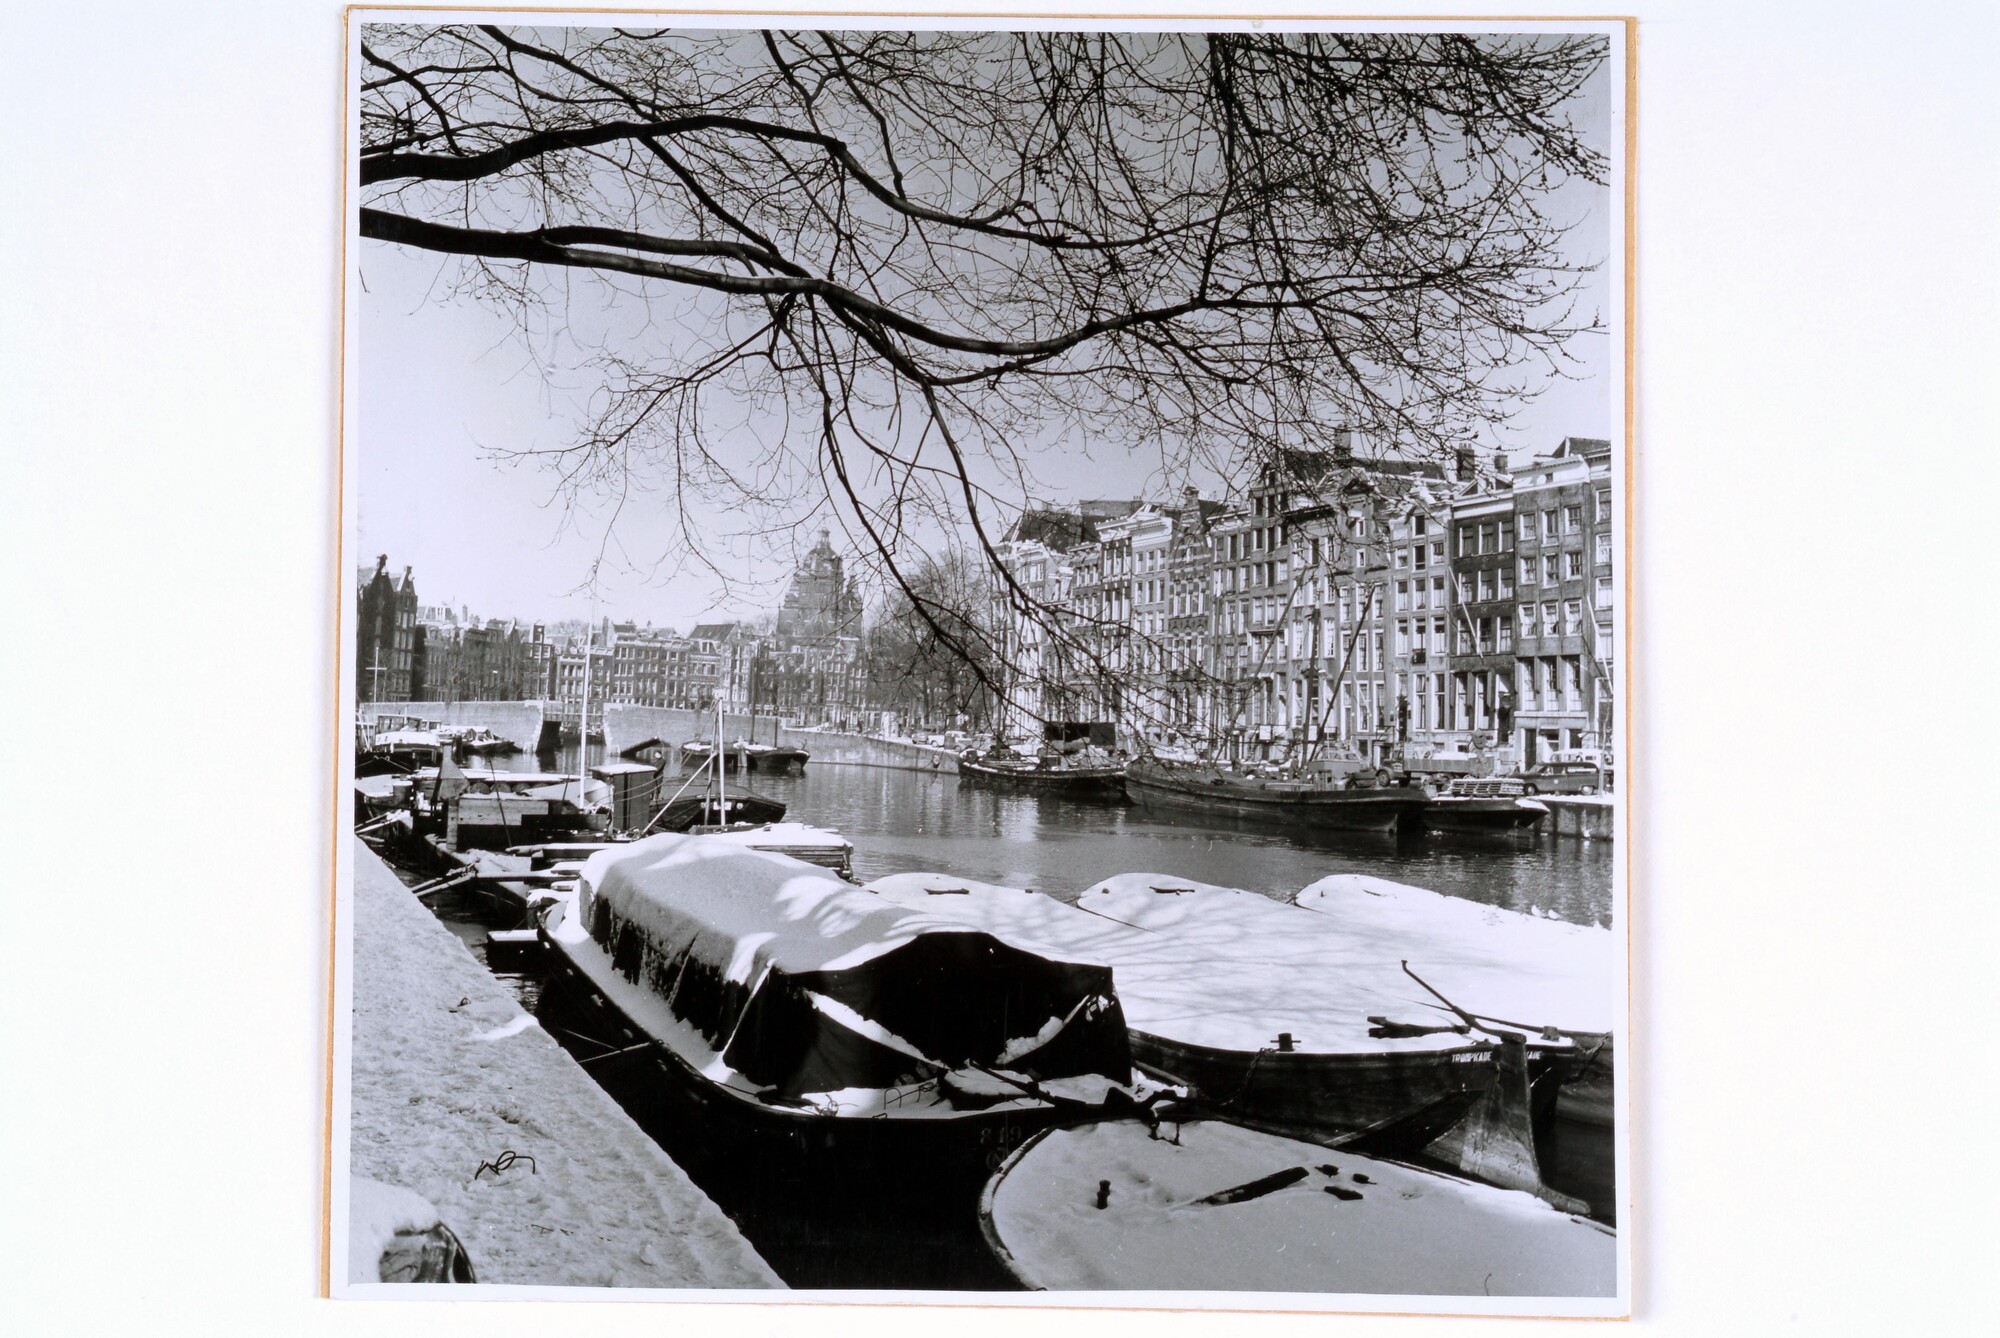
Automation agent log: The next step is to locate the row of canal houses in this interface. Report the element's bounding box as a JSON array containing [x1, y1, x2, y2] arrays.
[[993, 434, 1616, 769]]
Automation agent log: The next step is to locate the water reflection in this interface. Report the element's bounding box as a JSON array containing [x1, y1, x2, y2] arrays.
[[741, 766, 1614, 927]]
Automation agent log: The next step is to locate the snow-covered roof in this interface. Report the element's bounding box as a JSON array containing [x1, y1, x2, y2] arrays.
[[578, 836, 1129, 1097], [866, 871, 1614, 1056]]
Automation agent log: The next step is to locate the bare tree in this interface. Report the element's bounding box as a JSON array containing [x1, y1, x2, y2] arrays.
[[860, 551, 1000, 731], [359, 24, 1607, 723]]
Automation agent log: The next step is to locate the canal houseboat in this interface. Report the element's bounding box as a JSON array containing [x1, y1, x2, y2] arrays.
[[1122, 757, 1429, 833], [738, 742, 811, 774], [1420, 777, 1552, 833], [980, 1117, 1616, 1296], [356, 714, 446, 776], [868, 871, 1611, 1202], [536, 835, 1150, 1195], [957, 748, 1129, 800]]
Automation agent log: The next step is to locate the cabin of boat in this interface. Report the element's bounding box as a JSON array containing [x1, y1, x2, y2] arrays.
[[538, 836, 1143, 1191]]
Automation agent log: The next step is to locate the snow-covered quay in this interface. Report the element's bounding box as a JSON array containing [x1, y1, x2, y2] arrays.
[[344, 838, 781, 1289]]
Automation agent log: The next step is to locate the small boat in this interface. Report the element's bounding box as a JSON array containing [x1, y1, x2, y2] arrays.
[[1122, 758, 1427, 833], [536, 835, 1151, 1195], [981, 1118, 1616, 1297], [676, 739, 742, 773], [357, 715, 445, 776], [1421, 776, 1550, 833], [957, 749, 1128, 800], [648, 787, 787, 832], [444, 725, 519, 759], [738, 742, 811, 775]]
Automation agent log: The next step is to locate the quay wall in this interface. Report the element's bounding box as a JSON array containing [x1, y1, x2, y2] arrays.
[[358, 700, 547, 751], [1543, 796, 1615, 841], [345, 838, 780, 1289], [602, 704, 960, 774]]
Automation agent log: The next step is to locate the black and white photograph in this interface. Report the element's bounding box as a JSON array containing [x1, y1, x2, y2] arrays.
[[18, 3, 2000, 1336], [332, 9, 1631, 1312]]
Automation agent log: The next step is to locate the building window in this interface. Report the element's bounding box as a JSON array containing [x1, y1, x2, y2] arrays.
[[1431, 541, 1445, 565], [1519, 556, 1535, 587], [1394, 547, 1408, 569], [1414, 515, 1428, 537], [1596, 533, 1612, 567], [1431, 576, 1446, 607], [1480, 522, 1497, 554], [1517, 514, 1533, 542], [1563, 599, 1582, 635], [1432, 617, 1447, 652], [1564, 504, 1582, 533], [1477, 569, 1495, 602], [1597, 489, 1612, 524], [1565, 551, 1583, 579], [1458, 526, 1474, 558], [1544, 555, 1560, 585], [1542, 509, 1558, 539], [1597, 575, 1614, 609], [1541, 602, 1558, 637], [1413, 543, 1427, 570], [1497, 617, 1513, 651], [1499, 566, 1515, 598]]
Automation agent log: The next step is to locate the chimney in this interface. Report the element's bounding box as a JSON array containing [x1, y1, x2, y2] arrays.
[[1332, 429, 1353, 463], [374, 554, 387, 577], [1454, 446, 1477, 481]]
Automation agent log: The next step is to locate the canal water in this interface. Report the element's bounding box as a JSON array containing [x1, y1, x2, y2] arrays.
[[519, 745, 1615, 924], [413, 751, 1618, 1287]]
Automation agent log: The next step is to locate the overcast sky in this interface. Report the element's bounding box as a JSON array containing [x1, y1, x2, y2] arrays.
[[354, 33, 1613, 631]]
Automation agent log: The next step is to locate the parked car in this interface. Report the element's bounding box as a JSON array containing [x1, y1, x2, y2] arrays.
[[1516, 760, 1612, 795]]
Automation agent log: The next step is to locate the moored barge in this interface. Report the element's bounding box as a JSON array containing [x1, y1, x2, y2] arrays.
[[1122, 758, 1428, 833], [957, 753, 1129, 800], [537, 835, 1150, 1196]]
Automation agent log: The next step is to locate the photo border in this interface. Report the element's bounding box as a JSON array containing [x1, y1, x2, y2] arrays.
[[325, 9, 1637, 1317]]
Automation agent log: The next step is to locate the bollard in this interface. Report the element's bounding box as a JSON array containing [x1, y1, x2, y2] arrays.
[[1095, 1179, 1111, 1210]]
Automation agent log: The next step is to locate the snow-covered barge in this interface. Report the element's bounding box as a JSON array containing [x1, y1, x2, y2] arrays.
[[868, 871, 1613, 1202], [981, 1118, 1616, 1298], [537, 834, 1149, 1197]]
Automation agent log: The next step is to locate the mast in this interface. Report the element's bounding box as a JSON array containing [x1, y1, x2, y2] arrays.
[[715, 696, 727, 823], [576, 599, 596, 807]]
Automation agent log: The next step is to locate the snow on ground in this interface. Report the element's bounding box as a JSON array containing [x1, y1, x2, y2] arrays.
[[346, 838, 781, 1289]]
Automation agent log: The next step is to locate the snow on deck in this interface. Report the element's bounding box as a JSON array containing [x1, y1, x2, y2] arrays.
[[346, 839, 781, 1289], [866, 871, 1613, 1056], [1290, 874, 1616, 1036], [986, 1119, 1616, 1295]]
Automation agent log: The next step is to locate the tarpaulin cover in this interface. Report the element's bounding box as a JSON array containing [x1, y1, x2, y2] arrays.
[[579, 836, 1129, 1097]]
